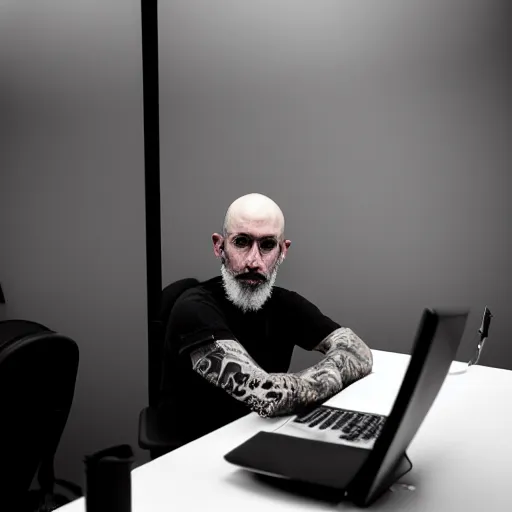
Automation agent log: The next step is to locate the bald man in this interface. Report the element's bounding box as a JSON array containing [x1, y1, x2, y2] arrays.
[[159, 193, 373, 446]]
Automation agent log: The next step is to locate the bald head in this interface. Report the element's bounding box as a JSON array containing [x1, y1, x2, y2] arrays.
[[223, 193, 285, 239]]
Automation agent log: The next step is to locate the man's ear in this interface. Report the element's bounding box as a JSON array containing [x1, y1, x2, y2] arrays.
[[280, 239, 291, 262], [212, 233, 224, 258]]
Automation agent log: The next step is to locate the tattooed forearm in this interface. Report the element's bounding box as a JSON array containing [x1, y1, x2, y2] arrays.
[[190, 339, 340, 418], [298, 327, 373, 388], [190, 329, 372, 419]]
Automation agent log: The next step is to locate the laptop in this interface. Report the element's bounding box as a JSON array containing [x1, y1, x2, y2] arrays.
[[224, 308, 469, 507]]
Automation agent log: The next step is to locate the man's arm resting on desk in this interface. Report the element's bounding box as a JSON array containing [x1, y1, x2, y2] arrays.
[[189, 327, 372, 418]]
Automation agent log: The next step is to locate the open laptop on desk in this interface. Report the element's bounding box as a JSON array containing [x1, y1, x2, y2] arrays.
[[224, 308, 469, 507]]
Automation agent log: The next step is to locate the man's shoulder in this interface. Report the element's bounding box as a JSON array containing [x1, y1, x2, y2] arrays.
[[167, 276, 230, 340]]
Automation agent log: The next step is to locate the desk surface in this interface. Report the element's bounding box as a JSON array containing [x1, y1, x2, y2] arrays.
[[58, 350, 512, 511]]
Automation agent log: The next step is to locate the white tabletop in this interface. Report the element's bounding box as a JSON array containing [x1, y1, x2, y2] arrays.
[[57, 349, 512, 511]]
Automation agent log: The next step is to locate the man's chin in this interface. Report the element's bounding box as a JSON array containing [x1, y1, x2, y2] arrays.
[[220, 264, 278, 312]]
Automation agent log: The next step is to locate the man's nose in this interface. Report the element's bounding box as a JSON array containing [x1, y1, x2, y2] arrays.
[[245, 243, 263, 270]]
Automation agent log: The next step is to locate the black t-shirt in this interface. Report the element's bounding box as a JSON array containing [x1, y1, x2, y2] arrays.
[[159, 276, 340, 444]]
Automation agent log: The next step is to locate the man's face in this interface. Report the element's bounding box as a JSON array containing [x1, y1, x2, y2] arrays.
[[212, 216, 291, 312]]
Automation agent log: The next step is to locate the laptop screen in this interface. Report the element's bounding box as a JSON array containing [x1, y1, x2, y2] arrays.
[[349, 308, 469, 506]]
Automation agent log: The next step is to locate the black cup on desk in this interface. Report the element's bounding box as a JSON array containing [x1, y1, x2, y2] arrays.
[[84, 444, 134, 512]]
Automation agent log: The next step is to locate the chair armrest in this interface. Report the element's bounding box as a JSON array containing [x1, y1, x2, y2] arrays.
[[138, 406, 182, 452]]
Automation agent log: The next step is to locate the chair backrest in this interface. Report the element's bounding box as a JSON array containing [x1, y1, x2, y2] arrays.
[[148, 278, 200, 407], [0, 319, 80, 507]]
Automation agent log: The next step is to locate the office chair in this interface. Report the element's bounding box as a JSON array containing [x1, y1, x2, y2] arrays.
[[0, 319, 82, 511], [138, 278, 200, 460]]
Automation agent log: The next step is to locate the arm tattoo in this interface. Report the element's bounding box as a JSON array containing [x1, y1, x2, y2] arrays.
[[190, 339, 339, 418], [190, 328, 372, 419], [298, 327, 373, 388]]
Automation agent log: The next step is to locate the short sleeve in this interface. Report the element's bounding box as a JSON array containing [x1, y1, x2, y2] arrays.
[[282, 291, 341, 351], [168, 289, 236, 357]]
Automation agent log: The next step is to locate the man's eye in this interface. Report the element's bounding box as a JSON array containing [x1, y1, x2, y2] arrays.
[[260, 240, 277, 251], [233, 236, 250, 248]]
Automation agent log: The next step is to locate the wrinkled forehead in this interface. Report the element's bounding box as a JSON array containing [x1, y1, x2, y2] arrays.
[[227, 211, 283, 238]]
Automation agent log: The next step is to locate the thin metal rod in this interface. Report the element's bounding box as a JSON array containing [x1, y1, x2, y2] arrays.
[[141, 0, 162, 321], [141, 0, 162, 404]]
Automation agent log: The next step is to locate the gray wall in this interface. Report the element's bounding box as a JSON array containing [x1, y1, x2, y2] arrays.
[[0, 0, 150, 488], [0, 0, 510, 494], [159, 0, 511, 371]]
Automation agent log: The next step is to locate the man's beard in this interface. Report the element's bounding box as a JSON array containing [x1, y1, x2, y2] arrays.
[[220, 261, 280, 313]]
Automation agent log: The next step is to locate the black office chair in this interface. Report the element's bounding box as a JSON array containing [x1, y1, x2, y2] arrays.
[[0, 319, 82, 511], [138, 278, 200, 460]]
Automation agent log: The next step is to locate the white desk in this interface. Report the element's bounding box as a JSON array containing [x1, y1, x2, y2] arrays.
[[58, 350, 512, 511]]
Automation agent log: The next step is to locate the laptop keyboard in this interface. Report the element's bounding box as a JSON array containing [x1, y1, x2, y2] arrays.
[[289, 406, 387, 446]]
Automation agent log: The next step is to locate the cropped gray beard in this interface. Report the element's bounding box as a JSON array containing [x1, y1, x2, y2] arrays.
[[220, 265, 279, 313]]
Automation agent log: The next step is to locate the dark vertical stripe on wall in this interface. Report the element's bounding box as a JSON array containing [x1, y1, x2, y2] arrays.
[[141, 0, 162, 404]]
